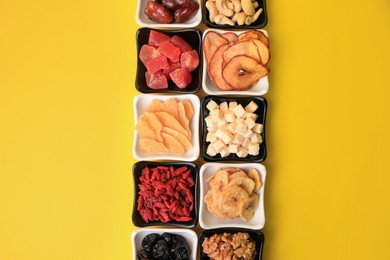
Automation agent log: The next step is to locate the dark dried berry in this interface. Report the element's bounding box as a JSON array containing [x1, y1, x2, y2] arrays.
[[152, 240, 170, 259], [137, 249, 152, 260], [142, 233, 160, 252]]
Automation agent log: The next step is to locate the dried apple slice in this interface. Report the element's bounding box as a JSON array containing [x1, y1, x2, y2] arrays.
[[222, 55, 269, 90], [203, 31, 228, 66], [222, 40, 261, 64], [253, 39, 270, 65], [209, 44, 233, 91]]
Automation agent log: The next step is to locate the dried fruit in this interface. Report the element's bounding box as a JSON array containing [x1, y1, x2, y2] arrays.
[[204, 167, 261, 221], [137, 165, 195, 223], [203, 30, 270, 91], [139, 30, 199, 90], [137, 98, 194, 156], [138, 233, 190, 260]]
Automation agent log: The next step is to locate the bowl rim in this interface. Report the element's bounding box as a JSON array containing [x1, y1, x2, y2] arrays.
[[201, 0, 268, 29], [131, 227, 199, 259], [136, 0, 202, 28], [135, 27, 203, 94], [201, 28, 269, 96], [132, 93, 200, 161], [200, 95, 267, 162], [198, 162, 267, 230], [132, 161, 199, 228], [198, 228, 264, 260]]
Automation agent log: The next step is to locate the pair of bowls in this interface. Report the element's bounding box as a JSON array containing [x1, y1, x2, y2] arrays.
[[136, 28, 270, 95], [132, 162, 266, 230], [136, 0, 268, 29], [132, 228, 265, 260], [132, 94, 267, 162]]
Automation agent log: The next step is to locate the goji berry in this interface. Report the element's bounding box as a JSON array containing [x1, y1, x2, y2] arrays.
[[139, 209, 149, 223], [182, 169, 191, 179], [174, 216, 192, 222], [186, 176, 194, 187]]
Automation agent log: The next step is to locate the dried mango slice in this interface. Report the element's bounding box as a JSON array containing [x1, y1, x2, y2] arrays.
[[139, 138, 169, 154], [161, 132, 185, 156], [154, 111, 188, 138]]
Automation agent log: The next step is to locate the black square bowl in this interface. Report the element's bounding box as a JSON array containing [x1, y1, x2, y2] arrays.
[[136, 28, 202, 94], [132, 161, 199, 228], [200, 96, 267, 162], [202, 0, 268, 29], [199, 228, 264, 260]]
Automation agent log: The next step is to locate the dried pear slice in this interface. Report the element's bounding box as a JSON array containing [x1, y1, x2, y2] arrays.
[[222, 55, 269, 90]]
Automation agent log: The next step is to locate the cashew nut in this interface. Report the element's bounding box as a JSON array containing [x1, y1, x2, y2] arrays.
[[241, 0, 255, 16], [227, 0, 234, 10], [231, 0, 242, 13], [231, 12, 239, 22], [206, 1, 218, 23], [236, 12, 247, 25], [245, 16, 253, 25], [251, 7, 263, 22], [214, 14, 235, 26], [252, 0, 259, 9], [216, 0, 235, 17]]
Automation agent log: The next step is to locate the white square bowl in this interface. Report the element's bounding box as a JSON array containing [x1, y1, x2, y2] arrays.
[[131, 228, 198, 259], [199, 162, 266, 230], [136, 0, 202, 28], [202, 28, 270, 96], [132, 94, 200, 161]]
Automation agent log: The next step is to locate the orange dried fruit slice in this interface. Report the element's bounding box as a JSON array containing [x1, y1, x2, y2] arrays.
[[139, 138, 169, 154], [162, 127, 192, 151], [161, 132, 185, 156], [140, 112, 163, 142], [181, 100, 194, 121], [177, 102, 191, 140], [145, 99, 165, 113], [135, 118, 156, 140], [163, 98, 179, 121], [154, 111, 188, 138]]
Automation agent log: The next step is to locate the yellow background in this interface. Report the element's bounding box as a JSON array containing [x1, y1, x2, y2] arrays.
[[1, 0, 390, 259]]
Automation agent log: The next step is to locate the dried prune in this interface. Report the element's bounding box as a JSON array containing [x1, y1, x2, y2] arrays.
[[162, 232, 174, 246], [171, 246, 189, 260], [137, 250, 152, 260], [152, 240, 170, 259], [171, 234, 188, 246], [142, 233, 160, 252]]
